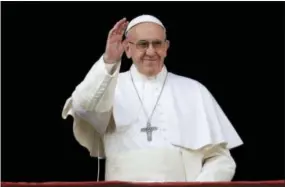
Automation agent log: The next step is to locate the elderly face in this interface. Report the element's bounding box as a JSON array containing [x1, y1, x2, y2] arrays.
[[125, 22, 169, 77]]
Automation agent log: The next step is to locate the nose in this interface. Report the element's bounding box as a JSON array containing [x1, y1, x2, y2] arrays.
[[145, 44, 156, 56]]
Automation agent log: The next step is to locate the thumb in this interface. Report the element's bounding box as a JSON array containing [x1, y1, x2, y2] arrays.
[[119, 39, 128, 53], [122, 39, 128, 47]]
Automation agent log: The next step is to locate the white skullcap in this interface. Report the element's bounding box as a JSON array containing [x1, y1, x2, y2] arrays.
[[125, 14, 165, 36]]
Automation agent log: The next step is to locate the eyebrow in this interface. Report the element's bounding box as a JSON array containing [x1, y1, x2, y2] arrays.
[[137, 39, 163, 42]]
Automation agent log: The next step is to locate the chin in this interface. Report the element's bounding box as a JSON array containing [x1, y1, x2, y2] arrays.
[[147, 62, 162, 69], [139, 60, 162, 75], [143, 59, 160, 64], [143, 67, 160, 76]]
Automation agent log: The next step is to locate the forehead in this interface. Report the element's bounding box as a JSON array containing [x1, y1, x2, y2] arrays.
[[128, 22, 165, 40]]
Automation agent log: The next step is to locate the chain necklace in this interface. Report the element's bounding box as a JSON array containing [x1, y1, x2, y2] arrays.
[[129, 69, 168, 141]]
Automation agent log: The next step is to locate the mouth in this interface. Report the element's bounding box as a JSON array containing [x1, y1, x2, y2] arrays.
[[144, 59, 158, 61]]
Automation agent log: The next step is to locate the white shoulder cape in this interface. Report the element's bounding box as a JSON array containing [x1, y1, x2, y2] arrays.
[[62, 63, 243, 158]]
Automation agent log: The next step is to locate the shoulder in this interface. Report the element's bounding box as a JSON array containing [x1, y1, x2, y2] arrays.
[[169, 72, 217, 105], [168, 72, 208, 91], [168, 72, 215, 99]]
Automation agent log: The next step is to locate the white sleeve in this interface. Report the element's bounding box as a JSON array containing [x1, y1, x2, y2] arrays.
[[195, 144, 236, 181], [61, 55, 121, 157], [70, 55, 121, 135]]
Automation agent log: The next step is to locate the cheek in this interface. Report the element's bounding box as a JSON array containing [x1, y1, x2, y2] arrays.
[[134, 53, 145, 61], [158, 50, 167, 57]]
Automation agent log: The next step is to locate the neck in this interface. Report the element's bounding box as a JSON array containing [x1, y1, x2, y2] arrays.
[[140, 70, 159, 78], [135, 65, 164, 78], [131, 64, 167, 82]]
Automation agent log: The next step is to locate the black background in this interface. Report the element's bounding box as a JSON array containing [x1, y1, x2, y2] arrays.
[[1, 1, 284, 182]]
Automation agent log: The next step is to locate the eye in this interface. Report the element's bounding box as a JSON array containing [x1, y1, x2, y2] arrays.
[[152, 41, 163, 48], [137, 41, 149, 48]]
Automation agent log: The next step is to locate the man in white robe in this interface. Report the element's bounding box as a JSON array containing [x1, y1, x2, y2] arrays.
[[62, 15, 243, 182]]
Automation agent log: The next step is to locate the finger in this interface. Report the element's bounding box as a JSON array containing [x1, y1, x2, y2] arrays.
[[119, 20, 128, 30], [108, 18, 127, 37], [118, 39, 128, 54], [110, 24, 128, 38], [109, 34, 123, 43], [116, 21, 128, 35], [117, 21, 129, 35], [121, 21, 129, 32], [113, 17, 127, 31], [122, 38, 128, 47], [108, 30, 124, 42]]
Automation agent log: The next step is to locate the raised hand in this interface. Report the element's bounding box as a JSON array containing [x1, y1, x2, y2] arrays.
[[104, 18, 128, 64]]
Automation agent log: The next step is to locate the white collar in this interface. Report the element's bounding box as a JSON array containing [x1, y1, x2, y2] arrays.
[[129, 64, 168, 83]]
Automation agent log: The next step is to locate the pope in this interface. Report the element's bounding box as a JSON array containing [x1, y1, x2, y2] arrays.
[[62, 14, 243, 182]]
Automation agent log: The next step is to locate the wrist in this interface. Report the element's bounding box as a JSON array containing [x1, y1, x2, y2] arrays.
[[103, 54, 119, 64]]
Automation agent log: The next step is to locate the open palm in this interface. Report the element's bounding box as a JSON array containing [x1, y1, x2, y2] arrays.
[[104, 18, 128, 64]]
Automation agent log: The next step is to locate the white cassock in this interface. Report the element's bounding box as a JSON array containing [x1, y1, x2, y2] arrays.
[[62, 55, 243, 182]]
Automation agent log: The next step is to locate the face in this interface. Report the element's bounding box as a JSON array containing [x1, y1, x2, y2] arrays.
[[125, 22, 170, 77]]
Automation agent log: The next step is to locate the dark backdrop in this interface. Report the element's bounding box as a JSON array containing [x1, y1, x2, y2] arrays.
[[1, 1, 284, 182]]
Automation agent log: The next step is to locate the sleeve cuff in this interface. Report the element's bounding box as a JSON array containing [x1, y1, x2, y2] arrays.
[[101, 56, 121, 77]]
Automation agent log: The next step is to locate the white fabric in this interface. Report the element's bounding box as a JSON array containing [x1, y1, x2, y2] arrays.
[[109, 64, 243, 153], [105, 148, 186, 182], [62, 55, 243, 181], [125, 15, 165, 35], [104, 64, 180, 155], [105, 145, 235, 182]]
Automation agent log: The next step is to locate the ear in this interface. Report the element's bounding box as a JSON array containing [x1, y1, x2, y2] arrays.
[[164, 40, 170, 56], [165, 40, 170, 50]]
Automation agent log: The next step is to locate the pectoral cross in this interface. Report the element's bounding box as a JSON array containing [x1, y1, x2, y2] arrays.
[[141, 122, 158, 142]]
